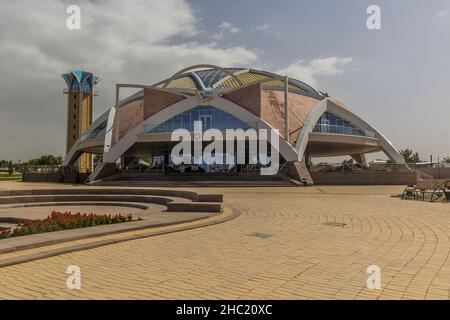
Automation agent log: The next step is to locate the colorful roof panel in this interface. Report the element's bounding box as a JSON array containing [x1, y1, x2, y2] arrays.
[[157, 67, 324, 99], [217, 72, 268, 88], [217, 71, 315, 95], [61, 70, 101, 88], [193, 68, 244, 88]]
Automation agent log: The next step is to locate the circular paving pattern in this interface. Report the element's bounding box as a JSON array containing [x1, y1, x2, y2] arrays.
[[0, 203, 156, 221], [0, 185, 450, 300]]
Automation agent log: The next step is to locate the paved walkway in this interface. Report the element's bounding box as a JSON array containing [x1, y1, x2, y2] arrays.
[[1, 182, 450, 299]]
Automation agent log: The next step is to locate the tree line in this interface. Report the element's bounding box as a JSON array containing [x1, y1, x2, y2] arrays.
[[0, 155, 63, 168]]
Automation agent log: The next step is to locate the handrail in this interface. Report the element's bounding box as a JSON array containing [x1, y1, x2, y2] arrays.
[[313, 124, 376, 138]]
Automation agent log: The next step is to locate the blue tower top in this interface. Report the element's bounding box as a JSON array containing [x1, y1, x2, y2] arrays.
[[62, 70, 101, 93]]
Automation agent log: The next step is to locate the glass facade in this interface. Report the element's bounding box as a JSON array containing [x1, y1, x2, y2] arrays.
[[313, 112, 375, 138], [146, 106, 251, 133]]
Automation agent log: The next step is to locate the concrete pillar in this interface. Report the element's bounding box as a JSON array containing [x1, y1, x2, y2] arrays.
[[284, 76, 289, 142], [122, 156, 136, 168], [304, 154, 312, 168], [89, 162, 118, 181], [286, 160, 314, 186], [351, 154, 368, 167]]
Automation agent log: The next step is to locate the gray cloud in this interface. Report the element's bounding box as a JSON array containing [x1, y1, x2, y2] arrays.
[[277, 57, 354, 87], [0, 0, 258, 161]]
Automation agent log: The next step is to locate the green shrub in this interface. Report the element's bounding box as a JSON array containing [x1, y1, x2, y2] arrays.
[[0, 211, 132, 238]]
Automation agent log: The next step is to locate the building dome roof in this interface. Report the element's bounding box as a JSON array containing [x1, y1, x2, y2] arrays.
[[155, 67, 325, 100]]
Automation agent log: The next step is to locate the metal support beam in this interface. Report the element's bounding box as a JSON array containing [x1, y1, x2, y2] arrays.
[[114, 84, 120, 146], [284, 76, 289, 142], [162, 64, 244, 89]]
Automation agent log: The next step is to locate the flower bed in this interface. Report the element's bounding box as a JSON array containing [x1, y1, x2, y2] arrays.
[[0, 211, 132, 239]]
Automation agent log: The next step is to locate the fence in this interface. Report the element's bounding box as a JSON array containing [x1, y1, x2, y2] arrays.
[[311, 162, 411, 173], [22, 165, 78, 174]]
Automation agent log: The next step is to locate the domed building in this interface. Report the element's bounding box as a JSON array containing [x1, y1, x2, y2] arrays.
[[62, 65, 405, 184]]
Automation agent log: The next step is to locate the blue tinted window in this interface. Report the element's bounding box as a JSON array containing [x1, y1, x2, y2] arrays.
[[83, 81, 92, 93], [148, 106, 251, 133], [313, 112, 375, 138], [71, 80, 80, 92]]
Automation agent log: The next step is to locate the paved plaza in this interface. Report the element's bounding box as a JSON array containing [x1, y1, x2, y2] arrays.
[[0, 182, 450, 299]]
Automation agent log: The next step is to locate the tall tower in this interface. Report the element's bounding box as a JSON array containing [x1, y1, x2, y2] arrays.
[[62, 70, 101, 173]]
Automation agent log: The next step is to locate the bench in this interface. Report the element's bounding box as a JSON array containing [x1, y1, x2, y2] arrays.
[[445, 181, 450, 202], [402, 179, 448, 202]]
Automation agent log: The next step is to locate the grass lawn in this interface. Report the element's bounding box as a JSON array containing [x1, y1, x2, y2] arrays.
[[0, 172, 21, 181]]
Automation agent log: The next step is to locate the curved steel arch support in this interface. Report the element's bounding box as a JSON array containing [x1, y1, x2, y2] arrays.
[[103, 105, 117, 153], [294, 98, 405, 164], [162, 64, 244, 89], [97, 95, 298, 173], [218, 73, 287, 97], [294, 99, 328, 160], [63, 110, 109, 166], [102, 95, 202, 164]]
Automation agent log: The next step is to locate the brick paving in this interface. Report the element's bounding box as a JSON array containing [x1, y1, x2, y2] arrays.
[[0, 183, 450, 300]]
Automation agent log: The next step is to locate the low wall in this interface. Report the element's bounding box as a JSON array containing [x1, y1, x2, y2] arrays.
[[415, 167, 450, 179], [311, 171, 419, 185], [22, 172, 90, 183], [22, 172, 62, 183]]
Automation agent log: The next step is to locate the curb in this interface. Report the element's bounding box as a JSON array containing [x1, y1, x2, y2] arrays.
[[0, 208, 240, 268]]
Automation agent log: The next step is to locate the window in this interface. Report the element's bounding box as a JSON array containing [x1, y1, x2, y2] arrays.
[[313, 112, 375, 138], [71, 80, 80, 92], [200, 115, 212, 130], [83, 81, 92, 93], [147, 106, 251, 133]]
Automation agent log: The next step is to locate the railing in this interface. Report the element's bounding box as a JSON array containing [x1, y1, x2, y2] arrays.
[[62, 88, 98, 96], [23, 165, 61, 173], [311, 162, 410, 173], [406, 162, 450, 169], [366, 163, 411, 172], [313, 124, 376, 138], [119, 163, 268, 176], [143, 123, 260, 134], [22, 165, 78, 174], [120, 166, 165, 175]]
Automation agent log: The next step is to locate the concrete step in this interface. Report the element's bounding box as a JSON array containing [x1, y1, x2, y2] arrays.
[[0, 188, 223, 203], [94, 180, 296, 187], [167, 202, 222, 213], [103, 172, 288, 182], [0, 194, 222, 214]]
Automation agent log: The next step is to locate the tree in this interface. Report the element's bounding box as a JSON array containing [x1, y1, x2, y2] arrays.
[[7, 161, 13, 176], [443, 156, 450, 164], [342, 159, 354, 165], [399, 149, 420, 164], [28, 155, 63, 166], [93, 154, 103, 166]]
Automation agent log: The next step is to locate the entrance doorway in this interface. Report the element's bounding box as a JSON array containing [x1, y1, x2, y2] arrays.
[[199, 115, 212, 130]]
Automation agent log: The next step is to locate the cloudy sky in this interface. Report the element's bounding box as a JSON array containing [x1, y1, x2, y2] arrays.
[[0, 0, 449, 162]]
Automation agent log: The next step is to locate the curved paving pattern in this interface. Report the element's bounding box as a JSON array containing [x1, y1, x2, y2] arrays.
[[0, 188, 223, 213], [0, 187, 223, 256], [0, 184, 450, 300]]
